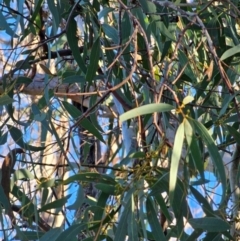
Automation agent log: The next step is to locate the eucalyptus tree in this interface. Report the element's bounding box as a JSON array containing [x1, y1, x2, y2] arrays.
[[0, 0, 239, 240]]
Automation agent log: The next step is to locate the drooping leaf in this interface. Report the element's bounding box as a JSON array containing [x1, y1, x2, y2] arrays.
[[66, 16, 87, 73], [13, 169, 34, 181], [7, 125, 45, 151], [38, 195, 71, 212], [189, 119, 226, 205], [0, 95, 14, 105], [62, 101, 105, 143], [146, 197, 167, 241], [169, 121, 185, 205], [85, 37, 101, 83], [220, 44, 240, 60], [128, 195, 138, 241]]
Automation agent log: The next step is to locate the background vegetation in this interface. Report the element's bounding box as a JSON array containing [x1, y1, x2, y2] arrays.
[[0, 0, 240, 240]]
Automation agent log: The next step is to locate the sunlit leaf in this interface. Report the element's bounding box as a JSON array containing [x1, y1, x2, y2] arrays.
[[183, 96, 194, 105], [169, 121, 184, 205], [120, 103, 174, 122], [220, 44, 240, 60]]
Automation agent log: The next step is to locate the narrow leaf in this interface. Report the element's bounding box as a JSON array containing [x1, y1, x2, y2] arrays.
[[146, 197, 167, 241], [220, 44, 240, 60], [38, 195, 70, 212], [169, 121, 184, 205], [7, 125, 45, 151], [0, 95, 14, 105], [188, 217, 230, 232], [66, 17, 86, 73], [85, 37, 101, 83], [120, 103, 174, 122], [39, 228, 62, 241], [190, 119, 226, 205]]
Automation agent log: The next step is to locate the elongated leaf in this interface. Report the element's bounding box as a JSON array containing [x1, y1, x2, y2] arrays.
[[226, 125, 240, 145], [190, 186, 215, 217], [98, 7, 114, 20], [62, 101, 105, 143], [63, 173, 117, 185], [120, 103, 174, 122], [85, 37, 101, 83], [169, 121, 184, 205], [0, 95, 14, 105], [184, 119, 204, 179], [128, 195, 138, 240], [0, 10, 16, 36], [55, 224, 87, 241], [220, 44, 240, 60], [114, 199, 130, 241], [13, 169, 34, 181], [189, 217, 230, 232], [39, 228, 62, 241], [38, 195, 70, 212], [102, 24, 118, 44], [7, 125, 45, 151], [66, 17, 86, 73], [146, 197, 167, 241], [190, 119, 226, 205], [0, 185, 10, 210]]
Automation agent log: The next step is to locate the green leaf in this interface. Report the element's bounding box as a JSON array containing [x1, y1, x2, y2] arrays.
[[55, 224, 87, 241], [66, 17, 87, 73], [62, 101, 105, 143], [183, 96, 194, 105], [226, 125, 240, 145], [102, 24, 118, 44], [190, 186, 215, 217], [0, 132, 8, 145], [220, 44, 240, 60], [169, 121, 184, 205], [98, 7, 114, 19], [38, 195, 70, 212], [85, 37, 101, 83], [128, 195, 138, 240], [7, 125, 45, 151], [184, 119, 204, 179], [189, 119, 226, 205], [62, 75, 85, 84], [188, 217, 230, 232], [0, 10, 16, 37], [16, 77, 32, 84], [67, 185, 84, 210], [39, 64, 54, 75], [39, 228, 62, 241], [13, 169, 34, 181], [114, 199, 130, 241], [146, 197, 167, 241], [20, 231, 45, 240], [0, 95, 14, 105], [0, 185, 10, 210], [120, 103, 174, 122], [63, 173, 117, 185], [95, 183, 119, 195]]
